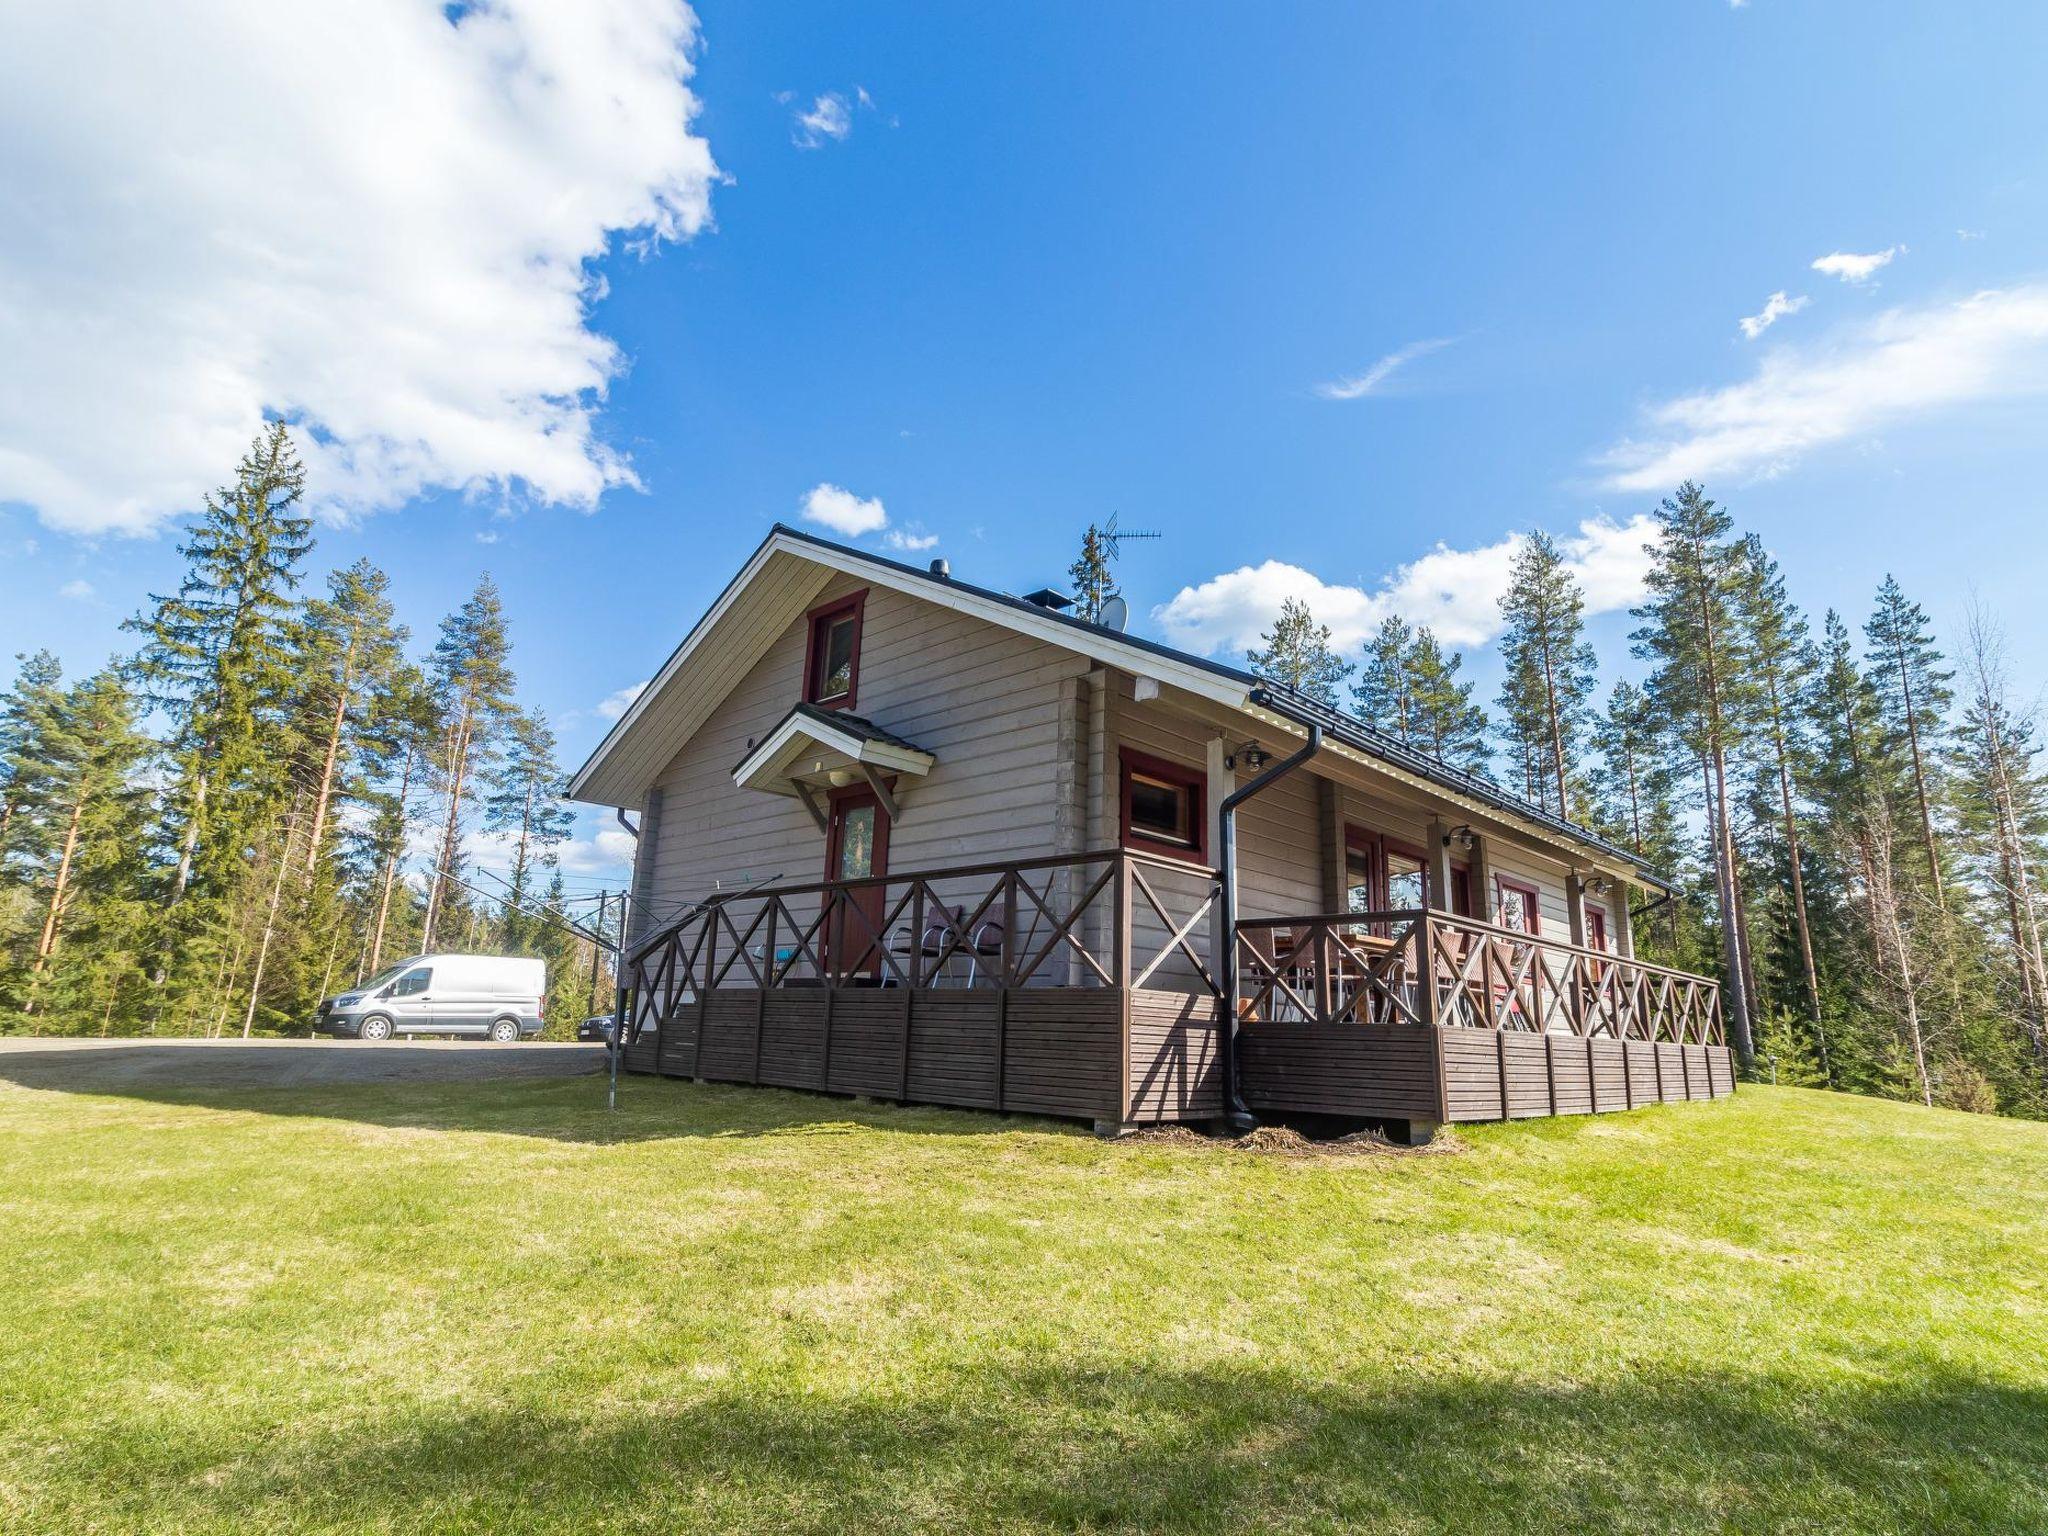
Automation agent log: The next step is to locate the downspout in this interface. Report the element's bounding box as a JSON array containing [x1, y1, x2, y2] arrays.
[[1218, 700, 1323, 1132]]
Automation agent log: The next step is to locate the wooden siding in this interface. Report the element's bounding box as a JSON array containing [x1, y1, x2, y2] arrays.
[[640, 573, 1090, 924]]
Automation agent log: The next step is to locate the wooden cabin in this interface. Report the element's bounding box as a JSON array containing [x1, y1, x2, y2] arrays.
[[570, 526, 1733, 1139]]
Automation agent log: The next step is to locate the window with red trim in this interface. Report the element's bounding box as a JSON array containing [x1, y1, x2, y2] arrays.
[[1586, 906, 1609, 952], [1494, 874, 1541, 934], [1120, 748, 1206, 862], [803, 590, 866, 708]]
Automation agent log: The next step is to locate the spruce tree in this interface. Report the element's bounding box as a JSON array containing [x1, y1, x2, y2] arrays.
[[2, 671, 152, 1020], [125, 422, 313, 907], [1406, 627, 1489, 774], [1496, 530, 1597, 820], [483, 709, 573, 952], [1247, 598, 1352, 705], [0, 651, 65, 856], [421, 577, 517, 950]]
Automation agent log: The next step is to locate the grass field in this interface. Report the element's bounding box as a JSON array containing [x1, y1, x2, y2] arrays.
[[2, 1062, 2045, 1534]]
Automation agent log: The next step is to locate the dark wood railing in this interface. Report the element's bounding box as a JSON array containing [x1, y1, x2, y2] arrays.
[[1234, 909, 1724, 1045], [624, 848, 1222, 1044]]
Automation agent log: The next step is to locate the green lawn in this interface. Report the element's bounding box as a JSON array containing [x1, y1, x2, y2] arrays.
[[2, 1067, 2045, 1535]]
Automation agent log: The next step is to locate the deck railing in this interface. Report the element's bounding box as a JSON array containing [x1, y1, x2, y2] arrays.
[[623, 848, 1223, 1044], [1234, 909, 1723, 1045]]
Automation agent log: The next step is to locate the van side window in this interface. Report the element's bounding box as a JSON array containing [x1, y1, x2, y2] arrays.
[[389, 968, 431, 997]]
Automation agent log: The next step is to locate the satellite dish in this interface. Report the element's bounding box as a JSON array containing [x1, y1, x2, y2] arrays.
[[1100, 594, 1129, 632]]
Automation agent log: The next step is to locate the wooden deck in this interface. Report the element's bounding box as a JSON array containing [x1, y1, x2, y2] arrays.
[[619, 852, 1731, 1130]]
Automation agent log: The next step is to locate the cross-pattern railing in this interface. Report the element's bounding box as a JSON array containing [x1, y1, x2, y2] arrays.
[[623, 848, 1222, 1044], [1234, 909, 1723, 1044]]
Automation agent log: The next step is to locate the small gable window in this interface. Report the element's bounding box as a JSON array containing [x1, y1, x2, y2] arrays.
[[1120, 749, 1206, 862], [804, 591, 866, 708]]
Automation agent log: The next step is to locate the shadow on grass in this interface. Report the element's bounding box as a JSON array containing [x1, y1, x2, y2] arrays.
[[0, 1044, 1071, 1145], [38, 1362, 2048, 1533]]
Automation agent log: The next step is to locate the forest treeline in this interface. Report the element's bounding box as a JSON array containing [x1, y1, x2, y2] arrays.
[[0, 425, 612, 1039], [1227, 482, 2047, 1119], [7, 427, 2046, 1120]]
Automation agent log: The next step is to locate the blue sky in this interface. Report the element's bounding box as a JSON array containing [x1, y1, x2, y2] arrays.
[[5, 1, 2047, 887]]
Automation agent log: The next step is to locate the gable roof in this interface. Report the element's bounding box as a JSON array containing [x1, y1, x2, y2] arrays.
[[569, 524, 1669, 887]]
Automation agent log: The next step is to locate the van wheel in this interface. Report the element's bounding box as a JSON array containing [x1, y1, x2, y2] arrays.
[[487, 1018, 520, 1044], [359, 1015, 394, 1042]]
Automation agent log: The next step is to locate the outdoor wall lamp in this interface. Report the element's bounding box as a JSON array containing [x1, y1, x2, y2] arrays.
[[1442, 824, 1476, 853], [1587, 875, 1614, 897], [1226, 741, 1270, 772]]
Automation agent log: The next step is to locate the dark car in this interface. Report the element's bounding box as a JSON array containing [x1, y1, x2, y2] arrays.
[[577, 1014, 619, 1045]]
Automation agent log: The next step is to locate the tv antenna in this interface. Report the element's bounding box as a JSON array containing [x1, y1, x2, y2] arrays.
[[1100, 510, 1162, 560]]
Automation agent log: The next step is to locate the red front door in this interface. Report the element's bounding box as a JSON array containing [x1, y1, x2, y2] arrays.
[[825, 788, 890, 979]]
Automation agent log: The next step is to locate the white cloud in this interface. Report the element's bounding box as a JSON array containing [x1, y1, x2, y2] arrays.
[[59, 578, 94, 600], [1812, 247, 1901, 283], [792, 91, 853, 148], [799, 482, 889, 537], [553, 826, 638, 877], [1597, 284, 2048, 492], [1738, 290, 1808, 340], [1152, 514, 1656, 658], [1314, 338, 1453, 400], [883, 527, 938, 552], [595, 681, 648, 721], [0, 1, 719, 537]]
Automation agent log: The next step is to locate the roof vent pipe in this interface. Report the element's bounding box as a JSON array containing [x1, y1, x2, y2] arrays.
[[1215, 718, 1322, 1133], [929, 558, 950, 578]]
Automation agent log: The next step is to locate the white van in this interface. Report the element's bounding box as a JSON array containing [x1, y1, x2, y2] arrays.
[[316, 955, 546, 1042]]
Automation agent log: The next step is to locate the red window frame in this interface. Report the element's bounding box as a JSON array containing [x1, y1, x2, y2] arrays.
[[1347, 826, 1475, 917], [1119, 747, 1207, 864], [1586, 905, 1609, 952], [1494, 874, 1542, 934], [802, 589, 867, 710]]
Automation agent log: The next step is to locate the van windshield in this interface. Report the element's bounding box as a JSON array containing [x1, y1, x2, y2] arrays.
[[355, 962, 416, 994]]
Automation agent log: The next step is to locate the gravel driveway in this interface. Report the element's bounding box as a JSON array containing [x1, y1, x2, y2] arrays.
[[0, 1037, 607, 1094]]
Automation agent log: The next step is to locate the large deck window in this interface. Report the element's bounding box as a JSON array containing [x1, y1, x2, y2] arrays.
[[1495, 873, 1541, 934]]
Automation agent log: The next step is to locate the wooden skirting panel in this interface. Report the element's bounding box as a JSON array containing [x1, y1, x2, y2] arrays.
[[1440, 1031, 1737, 1123], [1239, 1020, 1442, 1121], [626, 987, 1123, 1122], [625, 999, 1736, 1129], [1126, 989, 1222, 1123], [1241, 1023, 1737, 1125]]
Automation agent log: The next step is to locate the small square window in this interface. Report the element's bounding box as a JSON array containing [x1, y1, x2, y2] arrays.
[[804, 592, 865, 707], [1120, 750, 1206, 863]]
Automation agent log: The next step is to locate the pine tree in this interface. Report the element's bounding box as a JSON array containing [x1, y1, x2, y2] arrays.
[[1247, 598, 1352, 705], [1865, 575, 1953, 905], [421, 577, 517, 950], [1069, 524, 1117, 625], [289, 560, 409, 878], [1632, 481, 1758, 1068], [483, 710, 574, 952], [1951, 605, 2048, 1089], [1591, 679, 1688, 956], [1353, 616, 1417, 740], [1735, 535, 1827, 1067], [1496, 530, 1598, 820], [1406, 628, 1489, 774]]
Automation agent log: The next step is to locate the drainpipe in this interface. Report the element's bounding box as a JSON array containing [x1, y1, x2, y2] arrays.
[[1217, 703, 1323, 1132]]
